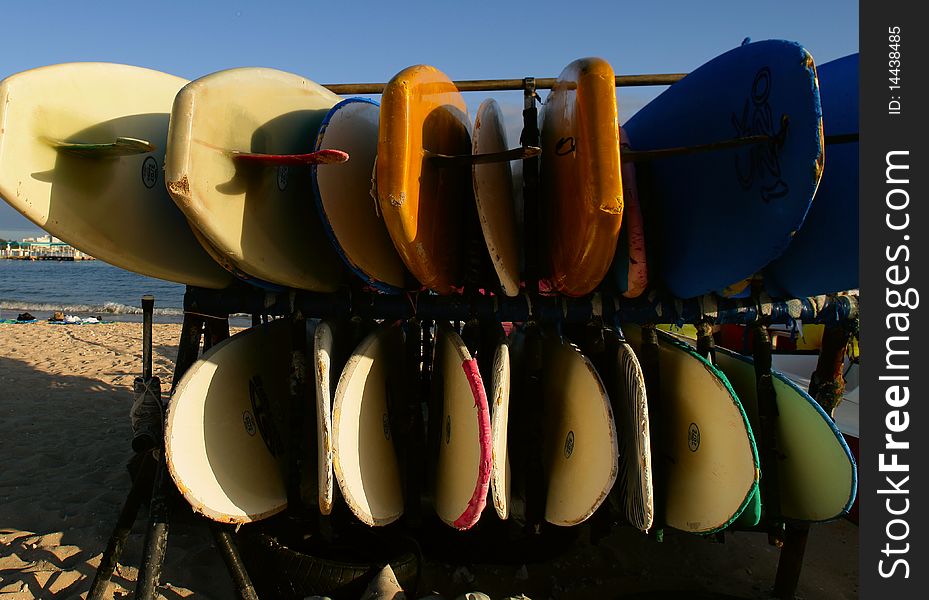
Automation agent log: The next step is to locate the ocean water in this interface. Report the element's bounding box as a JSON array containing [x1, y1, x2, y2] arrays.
[[0, 259, 189, 322]]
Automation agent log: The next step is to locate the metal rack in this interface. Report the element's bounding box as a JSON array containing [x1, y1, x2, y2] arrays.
[[87, 71, 859, 600]]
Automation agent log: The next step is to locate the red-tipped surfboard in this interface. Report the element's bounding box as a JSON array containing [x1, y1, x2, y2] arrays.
[[433, 324, 492, 530]]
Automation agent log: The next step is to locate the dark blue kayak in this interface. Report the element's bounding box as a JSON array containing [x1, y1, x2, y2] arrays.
[[763, 54, 859, 298], [624, 39, 824, 299]]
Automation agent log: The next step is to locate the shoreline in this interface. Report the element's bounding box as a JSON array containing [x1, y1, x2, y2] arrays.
[[0, 308, 253, 327]]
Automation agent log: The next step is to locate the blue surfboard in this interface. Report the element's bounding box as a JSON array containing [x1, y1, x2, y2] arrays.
[[312, 98, 408, 293], [763, 54, 859, 298], [623, 39, 824, 299]]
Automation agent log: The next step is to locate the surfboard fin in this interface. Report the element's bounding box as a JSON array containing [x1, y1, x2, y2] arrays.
[[45, 136, 155, 157], [426, 146, 541, 166], [231, 149, 349, 166]]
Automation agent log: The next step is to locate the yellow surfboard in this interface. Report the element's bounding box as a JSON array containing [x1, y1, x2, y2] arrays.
[[540, 57, 623, 297], [0, 63, 231, 288], [376, 65, 472, 294], [541, 334, 618, 526], [165, 67, 345, 291]]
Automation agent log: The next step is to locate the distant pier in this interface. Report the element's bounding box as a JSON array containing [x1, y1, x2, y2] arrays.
[[1, 236, 95, 261]]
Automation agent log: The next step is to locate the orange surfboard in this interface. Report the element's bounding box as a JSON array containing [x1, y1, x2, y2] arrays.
[[541, 57, 623, 297], [376, 65, 471, 294]]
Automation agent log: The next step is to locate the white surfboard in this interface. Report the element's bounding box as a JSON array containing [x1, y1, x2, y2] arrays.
[[165, 67, 345, 291], [713, 347, 857, 521], [332, 323, 404, 526], [313, 98, 407, 292], [433, 324, 492, 529], [489, 336, 512, 519], [0, 63, 231, 288], [472, 99, 521, 296], [313, 320, 354, 515], [601, 329, 654, 531], [623, 325, 759, 534], [540, 334, 618, 526], [165, 320, 293, 524]]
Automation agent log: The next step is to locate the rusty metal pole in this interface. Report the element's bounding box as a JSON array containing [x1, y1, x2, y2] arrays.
[[86, 450, 156, 600], [773, 323, 849, 598], [135, 310, 205, 600]]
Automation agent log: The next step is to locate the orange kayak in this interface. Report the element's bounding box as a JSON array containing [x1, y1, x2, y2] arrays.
[[541, 57, 623, 297], [376, 65, 471, 294]]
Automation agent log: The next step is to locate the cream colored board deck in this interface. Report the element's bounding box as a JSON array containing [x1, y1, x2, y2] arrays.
[[472, 99, 520, 297], [314, 99, 406, 291], [489, 339, 512, 519], [332, 324, 404, 526], [434, 325, 491, 530], [714, 347, 857, 521], [165, 320, 293, 524], [603, 332, 654, 531], [541, 336, 618, 526], [623, 325, 759, 534], [313, 320, 353, 515], [165, 67, 344, 291], [0, 62, 231, 288]]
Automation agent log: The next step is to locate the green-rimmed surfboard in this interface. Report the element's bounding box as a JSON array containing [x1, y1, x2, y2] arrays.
[[714, 346, 857, 521], [623, 325, 759, 534]]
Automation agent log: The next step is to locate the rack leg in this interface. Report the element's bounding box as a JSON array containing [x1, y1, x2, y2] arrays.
[[211, 524, 260, 600], [87, 450, 156, 600], [134, 311, 206, 599], [133, 455, 171, 600], [773, 522, 811, 599]]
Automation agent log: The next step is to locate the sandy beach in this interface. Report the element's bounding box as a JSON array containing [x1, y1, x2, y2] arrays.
[[0, 321, 858, 599]]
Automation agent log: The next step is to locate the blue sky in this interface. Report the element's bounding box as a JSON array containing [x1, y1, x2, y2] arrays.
[[0, 0, 858, 238]]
